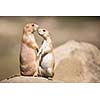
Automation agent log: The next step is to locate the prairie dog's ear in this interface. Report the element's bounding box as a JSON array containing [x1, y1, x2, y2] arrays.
[[48, 32, 52, 40], [49, 32, 51, 37]]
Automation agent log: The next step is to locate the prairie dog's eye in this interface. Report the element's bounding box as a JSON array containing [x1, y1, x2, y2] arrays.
[[43, 30, 46, 32], [32, 24, 34, 26]]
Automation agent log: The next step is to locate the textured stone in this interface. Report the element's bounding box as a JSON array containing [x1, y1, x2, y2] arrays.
[[54, 40, 100, 82], [1, 76, 62, 83]]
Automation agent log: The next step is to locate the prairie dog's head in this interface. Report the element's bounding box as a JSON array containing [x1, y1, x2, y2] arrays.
[[38, 28, 50, 39], [23, 23, 39, 34]]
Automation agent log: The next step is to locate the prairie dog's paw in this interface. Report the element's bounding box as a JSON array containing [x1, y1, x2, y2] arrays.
[[48, 77, 53, 80], [41, 51, 44, 55], [37, 52, 40, 57], [37, 49, 42, 56]]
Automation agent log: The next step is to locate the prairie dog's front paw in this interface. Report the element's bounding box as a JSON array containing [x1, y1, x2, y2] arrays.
[[37, 50, 42, 56], [41, 51, 44, 55], [37, 52, 40, 56]]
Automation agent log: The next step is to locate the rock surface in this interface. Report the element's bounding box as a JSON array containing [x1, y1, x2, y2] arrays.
[[1, 76, 62, 83], [54, 40, 100, 82]]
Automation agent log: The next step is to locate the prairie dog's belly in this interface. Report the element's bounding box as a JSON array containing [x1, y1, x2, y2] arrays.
[[41, 53, 55, 69], [21, 43, 36, 64]]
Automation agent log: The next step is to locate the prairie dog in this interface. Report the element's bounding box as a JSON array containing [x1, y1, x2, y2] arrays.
[[20, 23, 39, 76], [37, 28, 55, 79]]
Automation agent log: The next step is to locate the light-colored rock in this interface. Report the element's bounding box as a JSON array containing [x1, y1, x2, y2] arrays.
[[0, 76, 62, 83], [54, 40, 100, 82]]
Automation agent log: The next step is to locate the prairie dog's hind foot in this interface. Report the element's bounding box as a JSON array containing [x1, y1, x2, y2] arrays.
[[46, 68, 54, 79], [38, 67, 54, 80], [47, 77, 53, 80], [33, 70, 39, 77]]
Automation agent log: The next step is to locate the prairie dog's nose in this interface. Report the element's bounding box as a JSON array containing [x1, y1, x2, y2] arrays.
[[37, 28, 44, 35]]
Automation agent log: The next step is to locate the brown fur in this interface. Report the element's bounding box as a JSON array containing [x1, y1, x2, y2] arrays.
[[20, 23, 39, 76]]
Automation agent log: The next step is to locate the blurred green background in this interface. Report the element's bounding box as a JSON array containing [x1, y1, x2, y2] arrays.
[[0, 16, 100, 81]]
